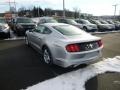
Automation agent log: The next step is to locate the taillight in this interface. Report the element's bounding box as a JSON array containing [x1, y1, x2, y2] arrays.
[[97, 40, 103, 47], [66, 44, 80, 52]]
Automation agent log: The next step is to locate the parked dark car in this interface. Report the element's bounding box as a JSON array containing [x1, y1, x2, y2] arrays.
[[10, 17, 36, 36], [99, 20, 115, 31], [57, 18, 83, 29], [89, 20, 115, 32], [37, 17, 58, 25], [110, 20, 120, 30], [75, 19, 98, 32], [0, 17, 10, 39]]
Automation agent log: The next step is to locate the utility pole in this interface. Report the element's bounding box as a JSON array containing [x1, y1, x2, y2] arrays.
[[14, 0, 17, 12], [113, 4, 118, 19], [63, 0, 65, 18], [5, 0, 17, 12]]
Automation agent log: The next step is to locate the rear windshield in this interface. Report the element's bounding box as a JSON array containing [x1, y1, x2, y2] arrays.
[[17, 18, 33, 23], [53, 25, 86, 36], [46, 19, 58, 23], [92, 20, 101, 24], [100, 20, 109, 24]]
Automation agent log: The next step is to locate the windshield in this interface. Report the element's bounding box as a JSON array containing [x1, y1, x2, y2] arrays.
[[0, 18, 5, 23], [46, 19, 58, 23], [81, 20, 91, 24], [67, 19, 78, 25], [107, 21, 114, 24], [114, 21, 120, 24], [100, 20, 109, 24], [17, 18, 33, 23], [92, 20, 101, 24], [53, 25, 86, 36]]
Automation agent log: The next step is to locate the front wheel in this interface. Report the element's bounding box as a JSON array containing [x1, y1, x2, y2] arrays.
[[43, 48, 53, 65], [25, 36, 29, 46], [83, 27, 88, 32]]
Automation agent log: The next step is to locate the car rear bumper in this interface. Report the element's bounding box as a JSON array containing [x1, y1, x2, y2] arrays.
[[54, 50, 102, 68]]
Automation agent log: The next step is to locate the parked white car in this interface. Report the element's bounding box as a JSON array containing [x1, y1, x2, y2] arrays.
[[75, 19, 98, 32]]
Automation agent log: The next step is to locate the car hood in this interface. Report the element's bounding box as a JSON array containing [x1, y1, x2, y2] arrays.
[[61, 34, 101, 44]]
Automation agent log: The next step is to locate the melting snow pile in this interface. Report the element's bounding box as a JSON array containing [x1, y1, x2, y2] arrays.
[[25, 56, 120, 90]]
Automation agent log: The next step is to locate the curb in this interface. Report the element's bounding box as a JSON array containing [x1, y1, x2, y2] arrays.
[[91, 30, 120, 35]]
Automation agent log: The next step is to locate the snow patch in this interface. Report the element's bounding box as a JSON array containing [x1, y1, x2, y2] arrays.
[[25, 56, 120, 90]]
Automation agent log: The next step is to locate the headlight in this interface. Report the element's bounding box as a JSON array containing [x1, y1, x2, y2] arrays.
[[0, 25, 8, 30], [0, 24, 9, 32]]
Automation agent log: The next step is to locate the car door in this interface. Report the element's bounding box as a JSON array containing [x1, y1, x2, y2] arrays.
[[30, 25, 52, 51]]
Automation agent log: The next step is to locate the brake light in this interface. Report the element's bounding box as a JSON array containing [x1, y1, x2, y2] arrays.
[[66, 44, 80, 52], [97, 40, 103, 47]]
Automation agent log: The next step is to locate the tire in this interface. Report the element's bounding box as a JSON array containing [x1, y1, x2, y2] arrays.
[[25, 36, 29, 46], [83, 27, 88, 32], [43, 47, 53, 65]]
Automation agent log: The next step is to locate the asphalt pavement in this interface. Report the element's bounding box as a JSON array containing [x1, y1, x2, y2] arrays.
[[0, 33, 120, 90]]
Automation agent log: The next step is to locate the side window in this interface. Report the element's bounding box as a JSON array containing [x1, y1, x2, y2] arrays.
[[62, 20, 67, 23], [79, 21, 84, 24], [43, 27, 52, 34], [38, 19, 46, 25], [34, 26, 51, 34], [34, 26, 45, 33]]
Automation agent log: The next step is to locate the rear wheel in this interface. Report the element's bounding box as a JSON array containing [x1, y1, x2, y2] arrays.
[[43, 47, 53, 65]]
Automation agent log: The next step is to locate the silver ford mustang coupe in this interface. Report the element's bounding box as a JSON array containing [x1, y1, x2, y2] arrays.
[[25, 23, 103, 68]]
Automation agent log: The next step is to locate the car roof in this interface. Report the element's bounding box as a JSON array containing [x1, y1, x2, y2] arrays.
[[14, 17, 30, 19], [39, 17, 53, 19], [42, 23, 69, 27], [58, 18, 73, 20]]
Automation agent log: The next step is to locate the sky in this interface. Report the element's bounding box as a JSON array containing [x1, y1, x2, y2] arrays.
[[0, 0, 120, 16]]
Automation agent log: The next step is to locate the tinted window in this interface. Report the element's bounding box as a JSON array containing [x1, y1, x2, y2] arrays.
[[0, 18, 5, 23], [17, 18, 33, 23], [58, 19, 67, 23], [67, 19, 78, 24], [92, 20, 101, 24], [114, 21, 120, 24], [43, 27, 52, 34], [53, 25, 86, 36], [34, 26, 45, 33], [46, 19, 58, 23], [80, 20, 91, 24], [35, 26, 51, 34], [107, 21, 114, 24], [100, 20, 109, 24]]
